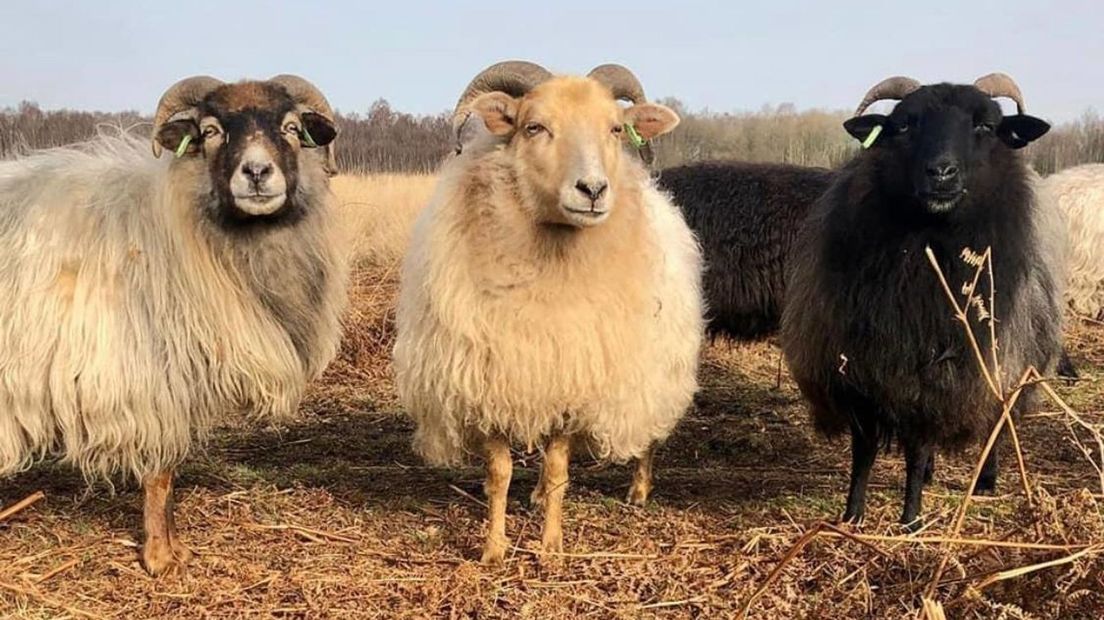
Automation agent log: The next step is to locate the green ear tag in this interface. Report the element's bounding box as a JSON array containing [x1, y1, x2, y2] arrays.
[[301, 126, 318, 148], [174, 134, 193, 158], [861, 124, 884, 149], [625, 123, 647, 149]]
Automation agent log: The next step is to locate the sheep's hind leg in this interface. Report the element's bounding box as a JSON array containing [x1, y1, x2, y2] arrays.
[[976, 431, 1003, 494], [626, 444, 655, 506], [901, 441, 932, 532], [141, 470, 192, 575], [481, 436, 513, 566], [923, 453, 936, 486], [529, 452, 549, 509], [843, 425, 878, 524], [540, 434, 571, 557]]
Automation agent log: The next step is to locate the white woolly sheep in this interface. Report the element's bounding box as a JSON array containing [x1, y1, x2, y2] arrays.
[[392, 61, 705, 564], [1041, 163, 1104, 319], [0, 75, 346, 574]]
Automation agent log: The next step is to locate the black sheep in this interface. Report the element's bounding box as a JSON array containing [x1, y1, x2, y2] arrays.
[[659, 162, 834, 339], [781, 74, 1066, 528]]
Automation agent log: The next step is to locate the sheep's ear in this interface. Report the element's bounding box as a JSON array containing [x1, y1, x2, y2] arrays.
[[469, 92, 519, 136], [155, 120, 199, 157], [624, 103, 680, 140], [844, 114, 888, 143], [301, 112, 337, 147], [998, 114, 1050, 149]]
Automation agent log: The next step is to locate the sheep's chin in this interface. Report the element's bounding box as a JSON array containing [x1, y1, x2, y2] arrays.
[[925, 198, 961, 214], [233, 194, 287, 216], [559, 205, 610, 227]]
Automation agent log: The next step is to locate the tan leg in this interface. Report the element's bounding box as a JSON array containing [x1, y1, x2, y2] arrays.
[[626, 444, 655, 506], [540, 434, 570, 555], [141, 470, 192, 576], [530, 451, 549, 509], [481, 436, 513, 566]]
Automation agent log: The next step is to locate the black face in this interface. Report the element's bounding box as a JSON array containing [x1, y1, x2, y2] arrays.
[[844, 84, 1050, 214], [154, 82, 337, 229]]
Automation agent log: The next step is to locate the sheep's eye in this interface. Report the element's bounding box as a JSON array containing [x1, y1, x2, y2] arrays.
[[975, 123, 995, 135], [284, 122, 300, 135], [611, 125, 624, 135], [524, 122, 545, 136], [201, 125, 221, 139]]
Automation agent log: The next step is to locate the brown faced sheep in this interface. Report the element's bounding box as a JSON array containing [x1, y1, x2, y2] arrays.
[[0, 75, 345, 574], [392, 61, 705, 564]]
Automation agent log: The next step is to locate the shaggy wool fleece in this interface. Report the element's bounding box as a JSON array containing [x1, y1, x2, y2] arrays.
[[1041, 164, 1104, 318], [393, 147, 704, 466], [0, 134, 346, 481]]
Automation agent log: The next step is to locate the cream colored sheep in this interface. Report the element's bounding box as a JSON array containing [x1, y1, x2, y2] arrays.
[[393, 61, 705, 564], [1041, 163, 1104, 318]]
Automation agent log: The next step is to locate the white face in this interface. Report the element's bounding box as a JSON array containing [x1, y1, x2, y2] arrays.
[[227, 139, 289, 216]]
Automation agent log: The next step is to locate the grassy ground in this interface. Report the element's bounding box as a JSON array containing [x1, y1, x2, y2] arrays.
[[1, 175, 1103, 619]]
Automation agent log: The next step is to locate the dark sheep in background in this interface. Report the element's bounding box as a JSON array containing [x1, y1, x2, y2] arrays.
[[659, 161, 834, 340], [781, 73, 1066, 529]]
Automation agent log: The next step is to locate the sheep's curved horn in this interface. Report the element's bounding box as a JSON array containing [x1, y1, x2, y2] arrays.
[[151, 76, 223, 157], [451, 60, 553, 150], [973, 72, 1025, 114], [271, 74, 338, 174], [270, 74, 336, 120], [587, 64, 657, 165], [853, 76, 922, 117], [587, 64, 646, 104]]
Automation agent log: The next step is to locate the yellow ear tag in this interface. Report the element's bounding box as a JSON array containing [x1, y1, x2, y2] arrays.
[[861, 124, 884, 149], [174, 134, 193, 158]]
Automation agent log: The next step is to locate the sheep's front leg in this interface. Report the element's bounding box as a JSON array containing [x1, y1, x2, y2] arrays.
[[481, 436, 513, 566], [141, 470, 192, 575], [626, 444, 656, 506], [540, 434, 570, 556]]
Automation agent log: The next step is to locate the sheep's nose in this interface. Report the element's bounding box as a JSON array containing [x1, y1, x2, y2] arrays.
[[574, 178, 608, 201], [242, 161, 274, 185], [926, 160, 960, 183]]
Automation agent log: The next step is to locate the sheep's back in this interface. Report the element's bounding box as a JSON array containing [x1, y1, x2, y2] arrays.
[[1041, 164, 1104, 318], [660, 162, 833, 339]]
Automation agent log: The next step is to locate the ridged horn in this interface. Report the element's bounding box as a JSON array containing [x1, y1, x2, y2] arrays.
[[271, 74, 338, 174], [587, 63, 646, 104], [151, 76, 223, 157], [973, 72, 1026, 114], [451, 60, 553, 149], [853, 76, 922, 116]]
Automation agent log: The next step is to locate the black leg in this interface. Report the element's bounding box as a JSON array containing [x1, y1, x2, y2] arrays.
[[1057, 348, 1078, 382], [901, 440, 932, 532], [975, 427, 1005, 494], [923, 452, 935, 486], [843, 424, 879, 523], [977, 444, 1000, 494]]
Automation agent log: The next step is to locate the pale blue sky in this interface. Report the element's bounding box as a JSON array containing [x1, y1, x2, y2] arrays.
[[1, 0, 1101, 122]]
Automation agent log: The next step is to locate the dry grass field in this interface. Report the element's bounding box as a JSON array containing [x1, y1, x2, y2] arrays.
[[1, 174, 1102, 619]]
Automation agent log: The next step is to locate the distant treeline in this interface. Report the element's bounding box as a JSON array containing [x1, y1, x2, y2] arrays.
[[2, 99, 1101, 174]]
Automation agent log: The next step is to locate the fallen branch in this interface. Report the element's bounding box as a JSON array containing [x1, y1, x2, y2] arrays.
[[0, 491, 45, 523]]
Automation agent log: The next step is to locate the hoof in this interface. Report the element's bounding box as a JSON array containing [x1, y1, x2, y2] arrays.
[[625, 481, 651, 507], [142, 539, 191, 576], [840, 513, 864, 527], [480, 540, 507, 567], [900, 516, 924, 534], [541, 531, 563, 556], [975, 476, 998, 495]]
